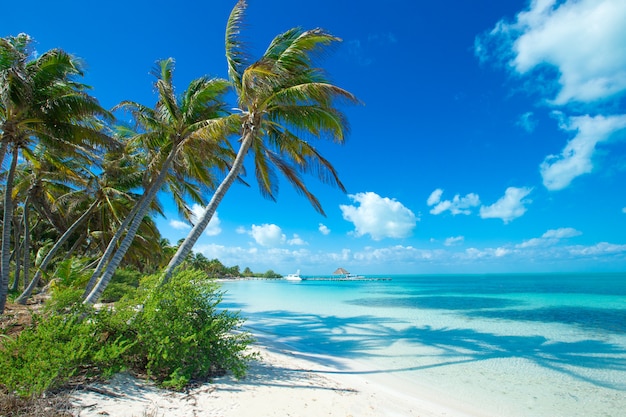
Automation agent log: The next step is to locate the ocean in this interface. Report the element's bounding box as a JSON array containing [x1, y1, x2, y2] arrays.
[[219, 273, 626, 417]]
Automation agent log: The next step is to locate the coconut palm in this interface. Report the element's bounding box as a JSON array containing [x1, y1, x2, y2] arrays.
[[161, 0, 358, 283], [0, 34, 112, 313], [82, 58, 234, 304]]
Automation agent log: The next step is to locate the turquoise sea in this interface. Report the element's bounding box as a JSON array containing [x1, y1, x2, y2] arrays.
[[220, 273, 626, 417]]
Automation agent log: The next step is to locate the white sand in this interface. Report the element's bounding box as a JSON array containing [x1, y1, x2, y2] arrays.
[[71, 343, 487, 417]]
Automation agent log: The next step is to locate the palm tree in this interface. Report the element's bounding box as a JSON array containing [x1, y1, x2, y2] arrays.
[[82, 58, 234, 304], [0, 34, 112, 312], [161, 0, 358, 283]]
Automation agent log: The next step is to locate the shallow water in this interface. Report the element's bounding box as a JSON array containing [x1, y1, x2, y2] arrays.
[[220, 273, 626, 417]]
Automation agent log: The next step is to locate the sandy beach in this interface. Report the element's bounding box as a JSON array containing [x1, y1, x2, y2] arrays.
[[71, 341, 480, 417]]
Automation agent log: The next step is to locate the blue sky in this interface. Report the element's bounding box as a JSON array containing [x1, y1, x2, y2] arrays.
[[5, 0, 626, 275]]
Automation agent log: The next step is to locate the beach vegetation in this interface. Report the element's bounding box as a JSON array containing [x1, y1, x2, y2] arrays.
[[0, 269, 254, 397]]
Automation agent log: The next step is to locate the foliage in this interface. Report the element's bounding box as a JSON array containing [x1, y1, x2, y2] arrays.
[[118, 269, 255, 390], [0, 305, 132, 397], [100, 268, 143, 303], [0, 267, 254, 397]]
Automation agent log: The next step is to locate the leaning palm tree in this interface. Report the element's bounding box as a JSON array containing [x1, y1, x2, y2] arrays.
[[0, 34, 112, 313], [162, 0, 358, 283], [82, 58, 234, 304]]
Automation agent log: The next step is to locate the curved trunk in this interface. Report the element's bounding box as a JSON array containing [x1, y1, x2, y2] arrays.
[[83, 148, 179, 305], [16, 199, 100, 304], [161, 132, 253, 285], [0, 146, 19, 313], [82, 195, 144, 296]]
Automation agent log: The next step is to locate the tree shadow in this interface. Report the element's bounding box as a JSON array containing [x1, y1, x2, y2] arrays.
[[238, 309, 626, 391]]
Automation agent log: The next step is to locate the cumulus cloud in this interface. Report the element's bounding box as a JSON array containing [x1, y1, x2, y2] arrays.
[[478, 0, 626, 105], [444, 236, 464, 247], [427, 189, 481, 215], [250, 224, 286, 247], [517, 227, 582, 248], [170, 205, 221, 236], [479, 187, 532, 223], [318, 223, 331, 235], [340, 192, 417, 240], [169, 220, 191, 230], [287, 234, 307, 246], [540, 113, 626, 190]]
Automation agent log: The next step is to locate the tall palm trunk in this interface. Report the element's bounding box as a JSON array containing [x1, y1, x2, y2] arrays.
[[0, 146, 19, 313], [21, 198, 31, 292], [83, 148, 179, 304], [16, 199, 99, 304], [10, 212, 23, 292], [0, 139, 8, 173], [161, 132, 253, 285], [82, 191, 146, 297]]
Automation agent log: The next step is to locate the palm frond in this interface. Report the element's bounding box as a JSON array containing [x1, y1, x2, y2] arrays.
[[225, 0, 249, 94]]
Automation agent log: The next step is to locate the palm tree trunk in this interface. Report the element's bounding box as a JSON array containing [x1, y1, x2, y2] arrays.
[[82, 194, 143, 296], [21, 199, 31, 292], [0, 139, 8, 174], [83, 148, 179, 305], [16, 199, 99, 304], [161, 133, 253, 285], [10, 214, 22, 292], [0, 146, 19, 313]]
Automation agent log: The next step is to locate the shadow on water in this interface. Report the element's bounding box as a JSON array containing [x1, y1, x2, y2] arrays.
[[240, 309, 626, 391], [469, 306, 626, 333]]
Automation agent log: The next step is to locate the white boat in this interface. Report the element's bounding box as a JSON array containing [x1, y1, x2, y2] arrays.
[[284, 270, 302, 281]]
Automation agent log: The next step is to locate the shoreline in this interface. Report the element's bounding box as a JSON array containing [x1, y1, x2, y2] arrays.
[[71, 339, 488, 417]]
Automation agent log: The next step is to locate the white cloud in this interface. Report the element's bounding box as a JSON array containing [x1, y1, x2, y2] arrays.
[[427, 189, 481, 215], [318, 223, 331, 235], [517, 227, 582, 248], [622, 207, 626, 214], [287, 234, 307, 246], [479, 187, 532, 223], [444, 236, 464, 246], [170, 205, 221, 236], [250, 224, 286, 247], [568, 242, 626, 256], [540, 113, 626, 190], [427, 189, 444, 206], [340, 192, 417, 240], [169, 219, 191, 230], [480, 0, 626, 105], [542, 227, 581, 239]]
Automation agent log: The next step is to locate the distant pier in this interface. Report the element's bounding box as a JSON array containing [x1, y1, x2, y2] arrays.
[[303, 277, 391, 281]]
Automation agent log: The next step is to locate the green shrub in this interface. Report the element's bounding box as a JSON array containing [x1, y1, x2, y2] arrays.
[[121, 270, 255, 390], [0, 306, 133, 397], [0, 268, 255, 397], [101, 269, 143, 302]]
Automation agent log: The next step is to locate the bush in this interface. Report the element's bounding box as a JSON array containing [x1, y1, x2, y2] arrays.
[[120, 270, 255, 390], [0, 305, 132, 397], [101, 268, 143, 302], [0, 268, 255, 397]]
